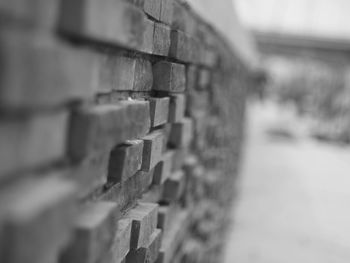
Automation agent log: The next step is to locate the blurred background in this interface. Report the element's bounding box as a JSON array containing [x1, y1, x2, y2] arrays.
[[224, 0, 350, 262]]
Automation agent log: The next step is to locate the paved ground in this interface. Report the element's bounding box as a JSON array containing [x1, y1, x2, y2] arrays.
[[223, 101, 350, 263]]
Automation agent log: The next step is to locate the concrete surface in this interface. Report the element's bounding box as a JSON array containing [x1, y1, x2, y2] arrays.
[[223, 101, 350, 263]]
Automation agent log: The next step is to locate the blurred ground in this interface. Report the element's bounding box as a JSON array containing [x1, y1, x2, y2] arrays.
[[223, 100, 350, 263]]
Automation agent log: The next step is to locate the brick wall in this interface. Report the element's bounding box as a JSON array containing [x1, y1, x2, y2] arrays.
[[0, 1, 255, 263]]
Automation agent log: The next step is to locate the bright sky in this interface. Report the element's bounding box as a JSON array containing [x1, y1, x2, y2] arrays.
[[233, 0, 350, 40]]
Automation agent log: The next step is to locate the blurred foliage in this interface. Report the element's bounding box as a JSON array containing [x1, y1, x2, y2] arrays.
[[266, 57, 350, 144]]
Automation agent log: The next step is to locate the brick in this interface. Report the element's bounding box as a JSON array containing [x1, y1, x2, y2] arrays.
[[168, 94, 185, 123], [153, 151, 174, 185], [68, 100, 150, 161], [97, 54, 136, 92], [153, 22, 171, 56], [108, 140, 144, 184], [156, 204, 179, 234], [168, 118, 193, 148], [159, 0, 173, 25], [153, 62, 185, 93], [0, 0, 59, 29], [156, 210, 188, 263], [172, 3, 196, 35], [171, 148, 188, 172], [0, 110, 68, 180], [125, 203, 159, 249], [126, 229, 162, 263], [169, 30, 191, 62], [0, 29, 96, 109], [141, 185, 163, 203], [101, 169, 155, 211], [186, 65, 198, 91], [143, 0, 161, 19], [70, 150, 110, 198], [60, 202, 119, 263], [141, 131, 164, 172], [197, 69, 211, 90], [0, 176, 76, 263], [101, 218, 132, 263], [149, 97, 170, 127], [59, 0, 146, 50], [134, 58, 153, 91], [140, 19, 154, 54], [161, 171, 186, 203]]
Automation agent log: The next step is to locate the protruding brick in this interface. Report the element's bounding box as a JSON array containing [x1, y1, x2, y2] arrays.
[[59, 0, 146, 50], [68, 100, 150, 161], [156, 210, 188, 263], [101, 218, 132, 263], [157, 204, 179, 234], [149, 97, 170, 127], [141, 131, 164, 172], [60, 202, 119, 263], [153, 62, 185, 93], [0, 176, 76, 263], [140, 19, 154, 54], [125, 203, 159, 249], [161, 171, 185, 203], [108, 140, 144, 184], [126, 229, 162, 263], [169, 30, 191, 62], [101, 169, 155, 211], [0, 29, 96, 109], [168, 118, 193, 148], [97, 54, 136, 92], [143, 0, 161, 19], [0, 110, 68, 180], [153, 22, 171, 56], [159, 0, 173, 25], [134, 58, 153, 91], [0, 0, 59, 29], [168, 94, 185, 123], [197, 69, 211, 90], [153, 151, 174, 185]]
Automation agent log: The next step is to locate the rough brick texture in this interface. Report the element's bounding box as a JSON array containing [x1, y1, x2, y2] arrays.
[[0, 0, 256, 263]]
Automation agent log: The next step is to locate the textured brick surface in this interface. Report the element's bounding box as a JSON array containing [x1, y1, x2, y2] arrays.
[[149, 97, 170, 127], [153, 61, 186, 93], [108, 140, 144, 184], [0, 0, 254, 262], [60, 202, 119, 263], [141, 131, 164, 172], [0, 176, 76, 263], [153, 22, 171, 56]]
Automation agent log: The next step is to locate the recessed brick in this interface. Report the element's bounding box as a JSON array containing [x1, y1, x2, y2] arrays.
[[149, 97, 170, 127], [153, 61, 185, 93], [60, 202, 119, 263], [108, 140, 144, 184], [0, 29, 96, 109], [168, 118, 193, 149], [0, 110, 68, 181], [126, 229, 162, 263], [168, 94, 185, 123], [68, 100, 150, 161], [197, 69, 211, 90], [59, 0, 146, 50], [153, 22, 171, 56], [0, 176, 76, 263], [161, 170, 185, 203], [125, 203, 159, 249], [141, 131, 164, 172]]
